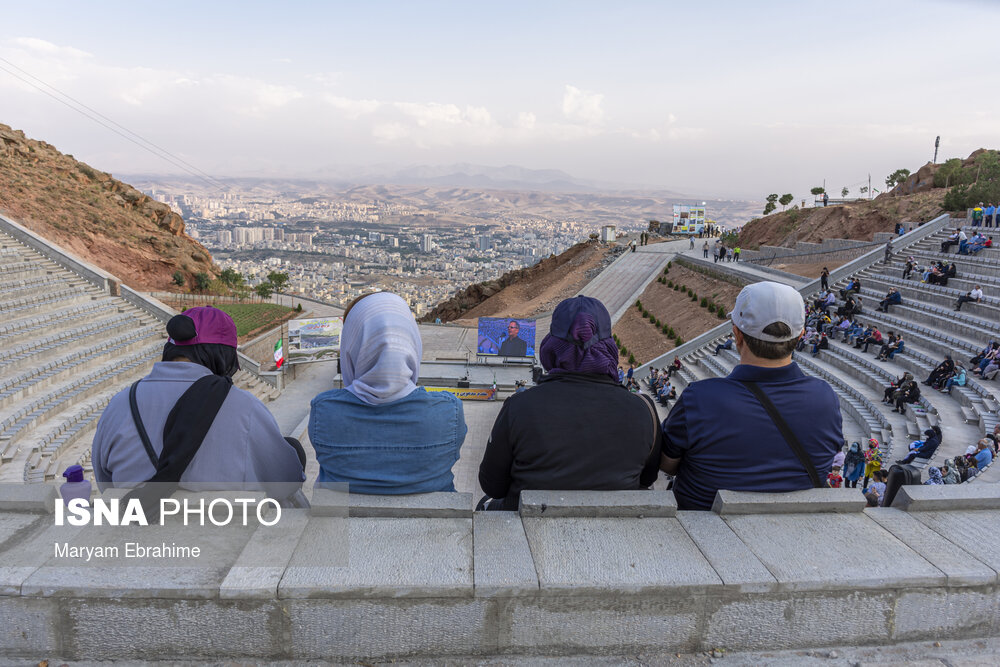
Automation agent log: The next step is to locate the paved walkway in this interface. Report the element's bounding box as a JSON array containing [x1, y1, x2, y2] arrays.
[[580, 241, 683, 323], [675, 245, 810, 287]]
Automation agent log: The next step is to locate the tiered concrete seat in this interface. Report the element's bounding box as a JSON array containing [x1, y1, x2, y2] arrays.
[[646, 216, 997, 487], [0, 220, 289, 482]]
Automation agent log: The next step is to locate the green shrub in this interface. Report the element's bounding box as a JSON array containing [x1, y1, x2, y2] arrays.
[[718, 309, 727, 319], [667, 261, 672, 269], [635, 300, 642, 308], [690, 294, 697, 302], [700, 297, 708, 307], [667, 280, 673, 288], [628, 353, 636, 365], [675, 336, 685, 345], [662, 324, 669, 334], [673, 284, 680, 291]]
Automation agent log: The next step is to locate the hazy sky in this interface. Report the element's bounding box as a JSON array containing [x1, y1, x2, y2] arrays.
[[1, 0, 997, 199]]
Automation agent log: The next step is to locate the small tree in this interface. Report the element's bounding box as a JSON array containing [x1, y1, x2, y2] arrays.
[[841, 186, 849, 198], [295, 303, 303, 312], [194, 272, 210, 292], [219, 268, 244, 288], [860, 185, 869, 195], [885, 168, 911, 189], [778, 193, 793, 210], [700, 297, 709, 307], [810, 186, 826, 196], [171, 270, 185, 287], [267, 271, 290, 292], [764, 193, 779, 216], [628, 353, 636, 365], [675, 336, 685, 345], [255, 282, 274, 301]]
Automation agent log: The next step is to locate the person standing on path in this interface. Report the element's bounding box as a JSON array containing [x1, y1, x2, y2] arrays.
[[820, 267, 829, 291], [703, 241, 709, 258]]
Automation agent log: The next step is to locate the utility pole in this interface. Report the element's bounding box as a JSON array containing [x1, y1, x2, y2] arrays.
[[868, 174, 872, 200], [933, 136, 940, 164]]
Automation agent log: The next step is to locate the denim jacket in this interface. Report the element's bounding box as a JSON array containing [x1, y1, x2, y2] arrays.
[[309, 387, 467, 494]]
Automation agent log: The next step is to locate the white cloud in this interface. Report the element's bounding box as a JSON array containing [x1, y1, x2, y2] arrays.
[[12, 37, 92, 59], [516, 112, 536, 130], [324, 94, 381, 119], [372, 122, 409, 143], [562, 85, 604, 125]]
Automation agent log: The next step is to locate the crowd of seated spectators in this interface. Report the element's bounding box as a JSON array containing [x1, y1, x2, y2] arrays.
[[646, 364, 678, 405], [88, 261, 1000, 514]]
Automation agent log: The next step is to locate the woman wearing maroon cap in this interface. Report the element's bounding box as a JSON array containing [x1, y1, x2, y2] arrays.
[[92, 306, 305, 491]]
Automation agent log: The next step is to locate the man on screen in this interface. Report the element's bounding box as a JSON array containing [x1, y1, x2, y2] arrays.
[[499, 320, 528, 357]]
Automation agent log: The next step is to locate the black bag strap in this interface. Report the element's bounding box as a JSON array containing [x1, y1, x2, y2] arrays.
[[638, 393, 662, 456], [738, 380, 824, 489], [124, 375, 231, 519], [129, 381, 159, 468]]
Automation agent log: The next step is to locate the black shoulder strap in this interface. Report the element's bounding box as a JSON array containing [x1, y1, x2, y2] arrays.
[[638, 393, 662, 455], [129, 381, 159, 468], [738, 380, 824, 489]]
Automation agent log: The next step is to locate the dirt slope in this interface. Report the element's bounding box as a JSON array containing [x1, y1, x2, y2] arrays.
[[614, 264, 743, 366], [420, 240, 619, 323], [0, 123, 216, 290]]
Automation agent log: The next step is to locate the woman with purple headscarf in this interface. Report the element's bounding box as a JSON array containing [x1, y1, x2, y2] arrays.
[[477, 296, 661, 510]]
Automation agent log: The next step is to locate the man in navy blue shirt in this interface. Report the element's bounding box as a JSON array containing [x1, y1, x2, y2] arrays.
[[660, 281, 843, 510]]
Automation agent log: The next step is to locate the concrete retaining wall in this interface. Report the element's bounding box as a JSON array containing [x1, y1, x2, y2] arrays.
[[0, 214, 114, 292], [3, 484, 999, 660]]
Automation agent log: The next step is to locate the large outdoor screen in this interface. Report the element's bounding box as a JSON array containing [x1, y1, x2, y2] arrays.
[[477, 317, 537, 358], [287, 317, 343, 363]]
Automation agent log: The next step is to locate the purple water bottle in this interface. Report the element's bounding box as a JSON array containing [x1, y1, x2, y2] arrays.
[[60, 465, 92, 504]]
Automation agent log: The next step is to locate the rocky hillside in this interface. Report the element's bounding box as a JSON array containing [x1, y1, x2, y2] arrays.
[[420, 239, 619, 322], [738, 190, 947, 249], [0, 123, 216, 290], [739, 149, 998, 249]]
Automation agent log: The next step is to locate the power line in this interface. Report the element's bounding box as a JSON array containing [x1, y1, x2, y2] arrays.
[[0, 56, 228, 191]]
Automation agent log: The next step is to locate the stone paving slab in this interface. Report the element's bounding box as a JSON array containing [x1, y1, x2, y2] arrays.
[[311, 490, 474, 518], [278, 516, 473, 599], [19, 522, 256, 599], [220, 510, 311, 599], [519, 490, 676, 517], [0, 482, 55, 512], [908, 510, 1000, 574], [722, 513, 945, 591], [675, 511, 778, 593], [713, 489, 867, 515], [472, 511, 539, 597], [892, 483, 1000, 511], [521, 516, 722, 595], [864, 507, 997, 586]]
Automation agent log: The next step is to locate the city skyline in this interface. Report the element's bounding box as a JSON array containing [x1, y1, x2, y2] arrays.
[[1, 1, 998, 200]]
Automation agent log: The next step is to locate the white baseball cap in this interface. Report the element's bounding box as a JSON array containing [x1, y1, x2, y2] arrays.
[[731, 281, 805, 342]]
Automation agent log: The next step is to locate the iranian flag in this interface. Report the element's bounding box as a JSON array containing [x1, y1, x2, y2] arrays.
[[274, 338, 284, 369]]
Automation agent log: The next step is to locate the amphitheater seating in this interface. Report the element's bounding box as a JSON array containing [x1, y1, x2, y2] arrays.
[[0, 228, 280, 483], [658, 218, 1000, 486]]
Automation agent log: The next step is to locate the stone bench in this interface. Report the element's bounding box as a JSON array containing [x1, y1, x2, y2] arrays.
[[4, 485, 1000, 661]]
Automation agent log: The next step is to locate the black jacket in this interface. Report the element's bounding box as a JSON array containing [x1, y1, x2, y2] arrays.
[[478, 372, 661, 509]]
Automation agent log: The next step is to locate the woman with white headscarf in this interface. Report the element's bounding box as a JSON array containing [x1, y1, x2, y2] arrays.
[[309, 292, 467, 493]]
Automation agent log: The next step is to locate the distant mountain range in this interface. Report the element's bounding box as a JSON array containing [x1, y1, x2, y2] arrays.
[[125, 163, 687, 197], [308, 162, 687, 195]]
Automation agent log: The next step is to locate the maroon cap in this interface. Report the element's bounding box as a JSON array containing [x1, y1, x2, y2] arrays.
[[167, 306, 238, 348]]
